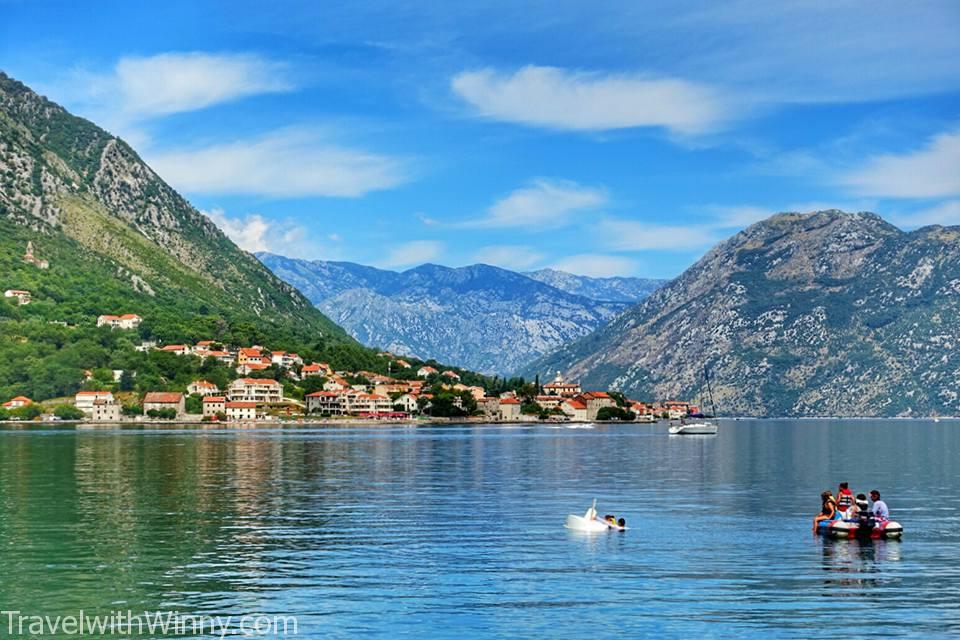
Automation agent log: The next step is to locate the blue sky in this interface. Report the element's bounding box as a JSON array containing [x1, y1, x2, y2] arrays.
[[2, 0, 959, 278]]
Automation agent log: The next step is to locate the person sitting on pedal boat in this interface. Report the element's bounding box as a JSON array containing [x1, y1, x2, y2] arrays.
[[813, 491, 837, 532], [870, 490, 889, 521], [836, 482, 854, 514]]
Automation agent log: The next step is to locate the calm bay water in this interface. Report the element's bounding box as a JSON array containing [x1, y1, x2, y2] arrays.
[[0, 419, 958, 639]]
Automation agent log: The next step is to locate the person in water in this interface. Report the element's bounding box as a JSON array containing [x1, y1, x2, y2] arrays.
[[870, 490, 889, 521], [836, 482, 854, 514], [813, 490, 837, 532], [618, 517, 626, 529]]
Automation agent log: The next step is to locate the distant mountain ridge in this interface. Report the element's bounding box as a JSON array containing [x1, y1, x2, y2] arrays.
[[525, 210, 960, 417], [257, 255, 661, 374], [525, 268, 665, 302]]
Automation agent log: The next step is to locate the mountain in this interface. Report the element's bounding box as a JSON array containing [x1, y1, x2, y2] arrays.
[[257, 254, 641, 374], [525, 210, 960, 417], [0, 71, 399, 399], [525, 268, 665, 302]]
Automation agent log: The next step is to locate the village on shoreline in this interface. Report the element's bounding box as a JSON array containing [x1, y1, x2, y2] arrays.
[[1, 315, 704, 426]]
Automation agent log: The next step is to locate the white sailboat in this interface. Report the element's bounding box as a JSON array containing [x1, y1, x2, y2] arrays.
[[668, 365, 719, 435]]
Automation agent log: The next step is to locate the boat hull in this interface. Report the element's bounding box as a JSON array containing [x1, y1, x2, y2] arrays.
[[668, 422, 718, 435], [828, 519, 903, 539]]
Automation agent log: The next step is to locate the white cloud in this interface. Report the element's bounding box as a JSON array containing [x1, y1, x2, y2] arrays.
[[112, 52, 292, 118], [381, 240, 444, 268], [204, 208, 276, 253], [839, 129, 960, 198], [203, 207, 331, 259], [550, 254, 638, 278], [60, 52, 293, 141], [472, 245, 545, 270], [596, 219, 718, 251], [148, 128, 409, 197], [472, 179, 606, 228], [891, 200, 960, 228], [452, 65, 733, 135], [416, 212, 440, 226]]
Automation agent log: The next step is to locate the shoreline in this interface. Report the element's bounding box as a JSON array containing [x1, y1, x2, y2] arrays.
[[0, 415, 955, 429]]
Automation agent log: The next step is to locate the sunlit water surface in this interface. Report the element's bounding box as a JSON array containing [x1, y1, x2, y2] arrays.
[[0, 420, 958, 638]]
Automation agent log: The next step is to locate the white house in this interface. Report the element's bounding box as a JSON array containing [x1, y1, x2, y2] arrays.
[[97, 314, 142, 329], [392, 393, 420, 414], [75, 391, 115, 414], [2, 396, 33, 409], [188, 380, 220, 396], [225, 401, 257, 421], [228, 378, 283, 404], [305, 391, 344, 415], [4, 289, 31, 305], [498, 397, 522, 421], [417, 366, 438, 378]]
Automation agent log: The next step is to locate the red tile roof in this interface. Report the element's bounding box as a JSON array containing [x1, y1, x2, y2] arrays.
[[226, 401, 256, 408], [500, 398, 521, 405], [143, 392, 183, 404], [236, 378, 281, 386], [203, 396, 226, 403]]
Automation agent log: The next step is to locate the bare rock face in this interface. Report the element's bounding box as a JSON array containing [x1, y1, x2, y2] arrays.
[[526, 210, 960, 417]]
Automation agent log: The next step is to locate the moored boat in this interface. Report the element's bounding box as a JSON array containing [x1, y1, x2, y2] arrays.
[[668, 421, 718, 435]]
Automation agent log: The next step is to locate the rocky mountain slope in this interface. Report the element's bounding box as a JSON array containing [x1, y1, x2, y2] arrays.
[[257, 254, 643, 374], [525, 268, 664, 302], [525, 210, 960, 417], [0, 71, 373, 366]]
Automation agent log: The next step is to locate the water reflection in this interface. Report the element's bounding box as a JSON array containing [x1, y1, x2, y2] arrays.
[[819, 537, 902, 592], [0, 420, 957, 638]]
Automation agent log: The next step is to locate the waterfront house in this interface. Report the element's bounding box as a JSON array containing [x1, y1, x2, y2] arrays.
[[392, 393, 420, 414], [75, 391, 115, 415], [97, 314, 142, 329], [4, 289, 31, 305], [575, 392, 616, 421], [417, 366, 438, 378], [477, 396, 499, 419], [225, 401, 256, 421], [2, 396, 33, 409], [498, 397, 522, 421], [202, 396, 226, 417], [352, 393, 393, 414], [187, 380, 220, 396], [228, 378, 283, 404], [143, 392, 185, 419], [91, 399, 121, 422], [305, 391, 344, 415], [543, 372, 582, 397], [535, 395, 563, 410], [561, 398, 589, 421]]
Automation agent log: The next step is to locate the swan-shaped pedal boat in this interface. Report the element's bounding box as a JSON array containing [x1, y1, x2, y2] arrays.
[[564, 500, 627, 532]]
